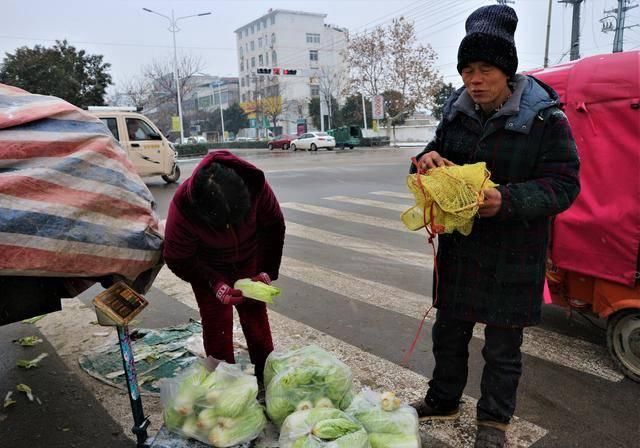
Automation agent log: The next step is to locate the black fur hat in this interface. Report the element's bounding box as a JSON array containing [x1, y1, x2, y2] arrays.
[[457, 5, 518, 77]]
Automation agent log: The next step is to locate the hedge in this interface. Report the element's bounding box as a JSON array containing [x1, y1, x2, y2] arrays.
[[175, 141, 267, 157]]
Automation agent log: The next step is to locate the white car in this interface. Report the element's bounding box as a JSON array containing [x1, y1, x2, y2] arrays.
[[291, 132, 336, 151]]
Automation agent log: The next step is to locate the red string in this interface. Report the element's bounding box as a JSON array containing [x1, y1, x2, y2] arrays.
[[401, 159, 441, 367]]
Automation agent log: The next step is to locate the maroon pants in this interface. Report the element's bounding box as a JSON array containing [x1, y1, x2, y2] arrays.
[[193, 284, 274, 380]]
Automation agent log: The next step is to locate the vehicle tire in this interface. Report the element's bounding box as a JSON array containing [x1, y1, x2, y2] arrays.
[[349, 145, 354, 149], [310, 143, 317, 151], [284, 143, 289, 150], [161, 164, 181, 184], [268, 144, 274, 150], [607, 308, 640, 382], [326, 146, 333, 151], [291, 144, 297, 152]]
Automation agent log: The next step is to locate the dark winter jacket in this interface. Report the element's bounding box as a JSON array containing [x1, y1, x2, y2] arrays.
[[163, 151, 285, 288], [413, 75, 580, 327]]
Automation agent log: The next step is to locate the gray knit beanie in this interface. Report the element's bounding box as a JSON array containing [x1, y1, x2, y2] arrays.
[[457, 5, 519, 77]]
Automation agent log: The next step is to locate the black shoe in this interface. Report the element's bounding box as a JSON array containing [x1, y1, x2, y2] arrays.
[[474, 425, 506, 448], [410, 399, 460, 421]]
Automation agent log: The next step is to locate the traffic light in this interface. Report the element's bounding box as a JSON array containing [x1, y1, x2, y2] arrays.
[[256, 67, 297, 76], [282, 69, 297, 75], [256, 68, 272, 75]]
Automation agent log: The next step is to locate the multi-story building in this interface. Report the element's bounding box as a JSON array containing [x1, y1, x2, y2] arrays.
[[182, 76, 240, 114], [235, 9, 347, 135]]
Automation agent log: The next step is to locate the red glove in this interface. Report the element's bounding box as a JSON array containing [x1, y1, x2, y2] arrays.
[[251, 272, 271, 285], [213, 282, 243, 305]]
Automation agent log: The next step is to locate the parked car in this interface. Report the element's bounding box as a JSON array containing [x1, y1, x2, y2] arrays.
[[290, 132, 336, 151], [89, 107, 180, 183], [268, 134, 295, 150]]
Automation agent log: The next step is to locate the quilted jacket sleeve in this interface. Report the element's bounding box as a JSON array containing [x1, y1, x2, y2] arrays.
[[255, 182, 286, 280], [497, 109, 580, 221]]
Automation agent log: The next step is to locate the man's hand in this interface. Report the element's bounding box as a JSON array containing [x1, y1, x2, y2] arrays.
[[417, 151, 455, 171], [212, 281, 244, 305], [478, 188, 502, 218], [251, 272, 272, 285]]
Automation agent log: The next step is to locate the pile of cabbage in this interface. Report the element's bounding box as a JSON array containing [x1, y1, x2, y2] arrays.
[[264, 345, 354, 426], [279, 407, 369, 448], [345, 389, 420, 448], [161, 362, 266, 447]]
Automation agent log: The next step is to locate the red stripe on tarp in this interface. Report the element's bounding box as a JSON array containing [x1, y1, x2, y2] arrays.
[[0, 100, 76, 130], [0, 244, 155, 279], [0, 175, 151, 222], [0, 137, 131, 167]]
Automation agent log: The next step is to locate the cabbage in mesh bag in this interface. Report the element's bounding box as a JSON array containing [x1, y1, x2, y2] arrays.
[[161, 361, 266, 447], [345, 389, 420, 448], [279, 407, 369, 448], [265, 345, 354, 427]]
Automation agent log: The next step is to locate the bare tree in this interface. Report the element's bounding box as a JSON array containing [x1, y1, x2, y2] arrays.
[[316, 65, 347, 129], [343, 27, 387, 98], [114, 76, 154, 110], [142, 54, 205, 112]]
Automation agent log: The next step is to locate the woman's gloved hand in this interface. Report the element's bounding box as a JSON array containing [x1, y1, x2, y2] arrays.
[[212, 281, 244, 305], [251, 272, 272, 285]]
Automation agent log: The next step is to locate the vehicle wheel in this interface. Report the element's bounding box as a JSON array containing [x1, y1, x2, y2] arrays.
[[291, 144, 297, 152], [326, 146, 333, 151], [310, 143, 317, 151], [284, 143, 289, 150], [161, 164, 181, 184], [607, 309, 640, 382], [349, 145, 354, 149], [268, 144, 274, 150]]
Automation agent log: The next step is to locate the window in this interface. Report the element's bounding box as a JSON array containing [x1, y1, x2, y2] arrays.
[[125, 118, 157, 141], [272, 50, 277, 65], [240, 60, 244, 71], [241, 78, 245, 87], [242, 93, 246, 102], [306, 33, 320, 44], [244, 29, 248, 38], [100, 117, 119, 141], [257, 21, 261, 31], [259, 55, 264, 65], [271, 33, 276, 46], [265, 52, 269, 65], [270, 16, 275, 25], [258, 37, 263, 48], [251, 57, 256, 68], [250, 41, 255, 51], [309, 50, 319, 62], [251, 25, 254, 34], [263, 20, 267, 29], [310, 85, 320, 97]]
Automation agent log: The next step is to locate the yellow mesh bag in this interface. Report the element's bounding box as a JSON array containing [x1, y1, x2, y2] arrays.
[[401, 162, 497, 236]]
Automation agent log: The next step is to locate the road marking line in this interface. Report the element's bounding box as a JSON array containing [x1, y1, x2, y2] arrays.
[[280, 256, 624, 383], [324, 195, 408, 212], [154, 266, 547, 448], [281, 202, 410, 233], [286, 221, 433, 268], [370, 191, 414, 199]]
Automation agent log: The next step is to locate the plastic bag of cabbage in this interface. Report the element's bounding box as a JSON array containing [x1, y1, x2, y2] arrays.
[[345, 389, 420, 448], [161, 361, 266, 447], [265, 345, 354, 427], [279, 407, 370, 448]]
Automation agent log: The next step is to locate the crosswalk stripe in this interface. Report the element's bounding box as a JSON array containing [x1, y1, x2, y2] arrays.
[[280, 256, 624, 383], [324, 195, 408, 212], [281, 202, 411, 233], [286, 221, 433, 268], [370, 191, 414, 199], [153, 266, 547, 448]]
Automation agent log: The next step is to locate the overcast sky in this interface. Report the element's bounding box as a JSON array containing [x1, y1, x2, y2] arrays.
[[2, 0, 640, 92]]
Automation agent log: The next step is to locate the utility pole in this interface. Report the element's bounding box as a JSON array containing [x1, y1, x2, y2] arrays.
[[601, 0, 639, 53], [544, 0, 553, 67], [558, 0, 584, 61], [361, 93, 368, 130]]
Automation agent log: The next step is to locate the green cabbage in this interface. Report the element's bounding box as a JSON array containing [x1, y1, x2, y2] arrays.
[[234, 278, 281, 304], [369, 433, 421, 448], [207, 402, 266, 448], [265, 346, 354, 426], [279, 408, 368, 448]]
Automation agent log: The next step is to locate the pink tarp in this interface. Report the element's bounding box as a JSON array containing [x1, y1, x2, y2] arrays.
[[529, 51, 640, 286]]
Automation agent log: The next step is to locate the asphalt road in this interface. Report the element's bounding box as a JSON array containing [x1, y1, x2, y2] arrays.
[[144, 147, 640, 448]]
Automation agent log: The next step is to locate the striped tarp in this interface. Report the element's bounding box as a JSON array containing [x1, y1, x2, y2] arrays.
[[0, 84, 162, 281]]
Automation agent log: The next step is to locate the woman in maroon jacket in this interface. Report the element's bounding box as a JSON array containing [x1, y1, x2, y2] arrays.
[[163, 151, 285, 382]]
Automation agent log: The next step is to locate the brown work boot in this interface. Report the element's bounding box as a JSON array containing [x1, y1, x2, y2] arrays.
[[410, 399, 460, 421], [474, 424, 507, 448]]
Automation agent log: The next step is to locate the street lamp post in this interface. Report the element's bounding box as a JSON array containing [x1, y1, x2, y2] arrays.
[[211, 79, 226, 143], [143, 7, 211, 143]]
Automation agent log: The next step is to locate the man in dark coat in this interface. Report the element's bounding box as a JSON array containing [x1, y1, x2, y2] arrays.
[[163, 151, 285, 383], [410, 5, 580, 448]]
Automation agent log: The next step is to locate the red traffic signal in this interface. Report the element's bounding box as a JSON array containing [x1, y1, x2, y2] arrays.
[[282, 69, 297, 75]]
